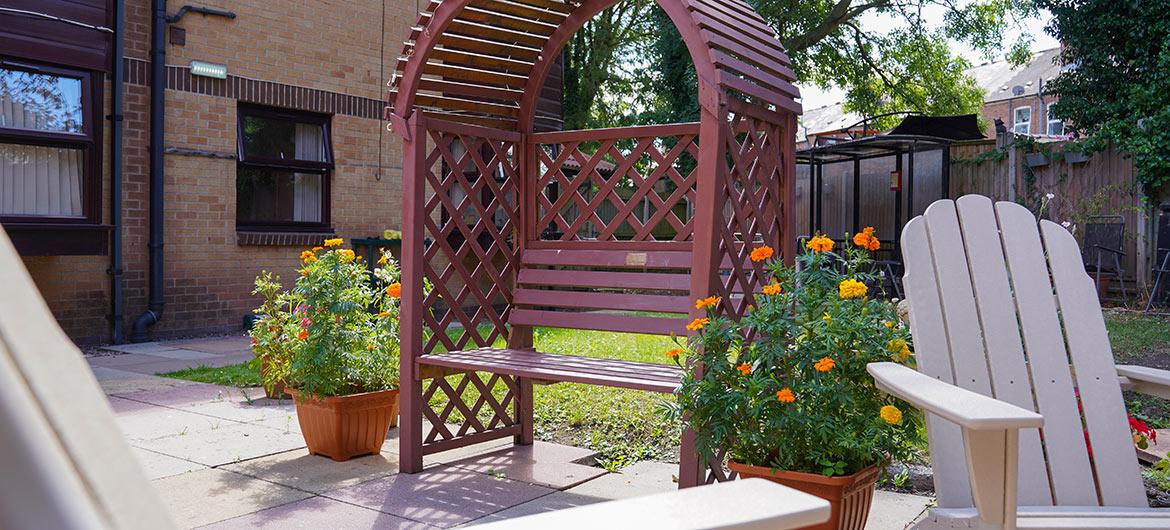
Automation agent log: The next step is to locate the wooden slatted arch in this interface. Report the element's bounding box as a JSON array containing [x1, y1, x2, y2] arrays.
[[388, 0, 800, 132]]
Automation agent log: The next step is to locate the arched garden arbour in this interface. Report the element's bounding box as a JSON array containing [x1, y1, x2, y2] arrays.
[[387, 0, 800, 487]]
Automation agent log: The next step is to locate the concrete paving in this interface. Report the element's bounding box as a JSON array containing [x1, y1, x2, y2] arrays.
[[88, 335, 934, 529]]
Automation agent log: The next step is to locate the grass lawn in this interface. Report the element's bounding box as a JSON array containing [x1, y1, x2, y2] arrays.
[[161, 310, 1170, 469]]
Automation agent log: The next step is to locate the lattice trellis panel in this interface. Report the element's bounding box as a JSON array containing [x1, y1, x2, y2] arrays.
[[712, 114, 787, 322], [534, 127, 700, 243], [419, 127, 522, 443]]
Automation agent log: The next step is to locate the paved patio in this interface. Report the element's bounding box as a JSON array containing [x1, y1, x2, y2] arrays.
[[91, 336, 932, 529]]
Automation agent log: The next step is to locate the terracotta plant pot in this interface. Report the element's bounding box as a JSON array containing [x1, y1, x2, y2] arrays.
[[728, 460, 881, 530], [288, 388, 400, 461], [259, 358, 289, 400]]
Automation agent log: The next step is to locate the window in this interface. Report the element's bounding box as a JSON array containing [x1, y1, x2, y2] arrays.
[[1012, 106, 1032, 135], [1047, 103, 1064, 136], [236, 106, 333, 230], [0, 61, 99, 222]]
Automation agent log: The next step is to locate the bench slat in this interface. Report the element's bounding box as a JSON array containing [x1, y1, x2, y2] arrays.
[[418, 348, 683, 393], [508, 309, 688, 336], [517, 268, 691, 291], [514, 288, 690, 313], [523, 249, 692, 268]]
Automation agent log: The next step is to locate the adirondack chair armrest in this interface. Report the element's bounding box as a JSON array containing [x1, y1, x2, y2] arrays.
[[867, 362, 1044, 430], [1117, 365, 1170, 400]]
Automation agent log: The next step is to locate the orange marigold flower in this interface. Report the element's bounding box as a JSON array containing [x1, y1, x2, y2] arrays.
[[806, 235, 834, 252], [386, 282, 402, 298], [367, 344, 376, 351], [378, 311, 391, 318], [737, 362, 752, 376], [838, 278, 867, 299], [814, 356, 836, 372], [749, 245, 774, 262], [378, 254, 389, 265], [776, 388, 795, 403], [339, 249, 356, 263], [297, 330, 309, 341], [300, 250, 316, 263], [852, 226, 880, 251], [312, 246, 323, 252], [323, 237, 344, 247], [695, 296, 721, 310], [686, 317, 710, 331], [665, 348, 683, 360], [762, 282, 782, 296]]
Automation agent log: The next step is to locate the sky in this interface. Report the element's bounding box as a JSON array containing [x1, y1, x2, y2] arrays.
[[796, 9, 1061, 109]]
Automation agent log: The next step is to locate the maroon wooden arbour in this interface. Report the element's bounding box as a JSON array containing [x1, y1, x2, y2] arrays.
[[387, 0, 801, 487]]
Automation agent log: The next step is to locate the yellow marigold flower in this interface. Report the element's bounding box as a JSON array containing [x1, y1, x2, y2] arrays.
[[884, 320, 896, 329], [300, 250, 317, 264], [367, 344, 376, 351], [378, 311, 391, 318], [880, 405, 903, 425], [750, 245, 774, 262], [378, 255, 389, 265], [776, 388, 795, 403], [686, 317, 710, 331], [298, 268, 309, 276], [838, 278, 867, 299], [665, 348, 683, 360], [386, 282, 402, 298], [806, 235, 834, 252], [762, 282, 782, 296], [324, 237, 344, 247], [312, 246, 323, 252], [814, 356, 836, 372], [887, 339, 907, 353], [695, 296, 721, 310], [737, 362, 752, 376], [339, 249, 356, 262], [821, 312, 832, 324]]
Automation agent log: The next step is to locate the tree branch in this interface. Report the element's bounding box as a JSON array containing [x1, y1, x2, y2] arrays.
[[782, 0, 892, 52]]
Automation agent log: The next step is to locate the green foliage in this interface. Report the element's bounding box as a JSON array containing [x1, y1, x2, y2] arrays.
[[248, 243, 407, 398], [565, 0, 1036, 130], [1148, 458, 1170, 490], [667, 236, 923, 476], [1038, 0, 1170, 195]]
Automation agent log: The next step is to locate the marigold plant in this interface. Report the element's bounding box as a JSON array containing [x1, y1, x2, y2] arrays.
[[665, 232, 922, 477], [249, 242, 414, 398]]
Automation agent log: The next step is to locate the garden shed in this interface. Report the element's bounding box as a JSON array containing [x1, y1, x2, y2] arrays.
[[387, 0, 800, 487]]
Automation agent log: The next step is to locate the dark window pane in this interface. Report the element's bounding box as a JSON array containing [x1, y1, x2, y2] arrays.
[[0, 67, 84, 134], [241, 115, 325, 162], [236, 167, 323, 224]]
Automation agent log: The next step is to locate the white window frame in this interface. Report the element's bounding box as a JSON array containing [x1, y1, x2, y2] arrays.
[[1013, 106, 1032, 135], [1046, 103, 1064, 136]]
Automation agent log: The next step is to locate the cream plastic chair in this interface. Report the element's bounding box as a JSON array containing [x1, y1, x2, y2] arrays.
[[0, 229, 174, 529], [869, 195, 1170, 530]]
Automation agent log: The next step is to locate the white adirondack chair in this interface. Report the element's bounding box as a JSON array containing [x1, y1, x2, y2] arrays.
[[0, 230, 174, 529], [868, 195, 1170, 530]]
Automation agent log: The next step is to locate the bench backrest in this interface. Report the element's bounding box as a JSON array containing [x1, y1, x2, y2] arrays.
[[902, 195, 1145, 510], [509, 248, 693, 335]]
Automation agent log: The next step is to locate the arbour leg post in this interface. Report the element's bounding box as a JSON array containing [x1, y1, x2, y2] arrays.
[[516, 378, 534, 446], [678, 427, 705, 488], [399, 112, 427, 474]]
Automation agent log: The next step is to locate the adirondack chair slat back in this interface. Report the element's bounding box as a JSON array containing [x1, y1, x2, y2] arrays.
[[901, 195, 1147, 510]]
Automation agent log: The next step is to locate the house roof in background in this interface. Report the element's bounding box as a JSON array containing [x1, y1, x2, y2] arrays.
[[798, 47, 1063, 140]]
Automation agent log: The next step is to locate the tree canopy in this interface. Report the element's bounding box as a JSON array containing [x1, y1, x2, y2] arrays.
[[1039, 0, 1170, 195], [563, 0, 1038, 131]]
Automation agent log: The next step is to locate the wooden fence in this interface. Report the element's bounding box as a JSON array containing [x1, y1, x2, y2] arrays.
[[949, 137, 1151, 287]]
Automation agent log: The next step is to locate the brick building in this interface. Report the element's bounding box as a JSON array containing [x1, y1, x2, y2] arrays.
[[1, 0, 548, 343]]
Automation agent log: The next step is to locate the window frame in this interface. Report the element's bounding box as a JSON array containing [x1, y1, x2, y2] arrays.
[[0, 58, 102, 227], [235, 104, 334, 232], [1012, 106, 1032, 135], [1046, 103, 1064, 136]]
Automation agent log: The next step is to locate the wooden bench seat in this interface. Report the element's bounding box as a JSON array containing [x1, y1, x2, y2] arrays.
[[418, 347, 683, 393]]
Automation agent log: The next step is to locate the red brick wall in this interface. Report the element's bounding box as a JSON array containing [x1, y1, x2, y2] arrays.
[[18, 0, 420, 343], [981, 96, 1062, 138]]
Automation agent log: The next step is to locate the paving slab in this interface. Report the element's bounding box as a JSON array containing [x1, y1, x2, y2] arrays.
[[90, 366, 148, 381], [153, 468, 312, 529], [116, 355, 253, 376], [446, 441, 606, 489], [223, 448, 399, 494], [114, 382, 242, 406], [98, 374, 197, 395], [178, 393, 295, 423], [137, 348, 221, 361], [866, 490, 932, 530], [564, 460, 677, 500], [200, 495, 439, 530], [459, 490, 604, 526], [132, 421, 307, 467], [102, 341, 183, 355], [89, 353, 170, 368], [131, 447, 208, 480], [116, 403, 238, 441], [325, 465, 553, 528], [168, 336, 251, 355]]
